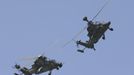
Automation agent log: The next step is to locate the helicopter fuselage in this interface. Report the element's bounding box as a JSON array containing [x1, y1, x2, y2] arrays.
[[90, 21, 111, 43], [34, 61, 62, 75]]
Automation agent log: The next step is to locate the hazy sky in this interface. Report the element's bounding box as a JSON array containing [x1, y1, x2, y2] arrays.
[[0, 0, 134, 75]]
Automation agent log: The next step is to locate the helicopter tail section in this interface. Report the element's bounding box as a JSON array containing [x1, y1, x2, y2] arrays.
[[76, 40, 95, 51]]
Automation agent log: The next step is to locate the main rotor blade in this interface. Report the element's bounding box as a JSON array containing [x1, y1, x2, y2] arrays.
[[19, 57, 37, 61], [63, 26, 87, 47], [92, 0, 110, 21]]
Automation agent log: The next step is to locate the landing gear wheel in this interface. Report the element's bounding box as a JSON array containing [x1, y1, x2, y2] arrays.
[[48, 72, 51, 75], [109, 28, 113, 31], [102, 36, 105, 40], [93, 47, 96, 51], [56, 67, 59, 70]]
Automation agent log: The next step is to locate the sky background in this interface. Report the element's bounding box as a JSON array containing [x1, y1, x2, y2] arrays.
[[0, 0, 134, 75]]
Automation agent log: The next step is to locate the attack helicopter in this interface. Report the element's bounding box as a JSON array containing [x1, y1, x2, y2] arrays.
[[14, 55, 63, 75], [76, 16, 113, 53], [75, 0, 113, 53]]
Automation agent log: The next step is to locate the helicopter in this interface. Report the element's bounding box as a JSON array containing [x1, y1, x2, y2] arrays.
[[14, 55, 63, 75], [76, 16, 113, 53], [73, 0, 114, 53], [63, 0, 113, 53]]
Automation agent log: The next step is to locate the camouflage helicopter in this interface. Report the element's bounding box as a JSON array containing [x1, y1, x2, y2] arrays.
[[14, 55, 63, 75], [75, 0, 113, 53], [76, 16, 113, 53]]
